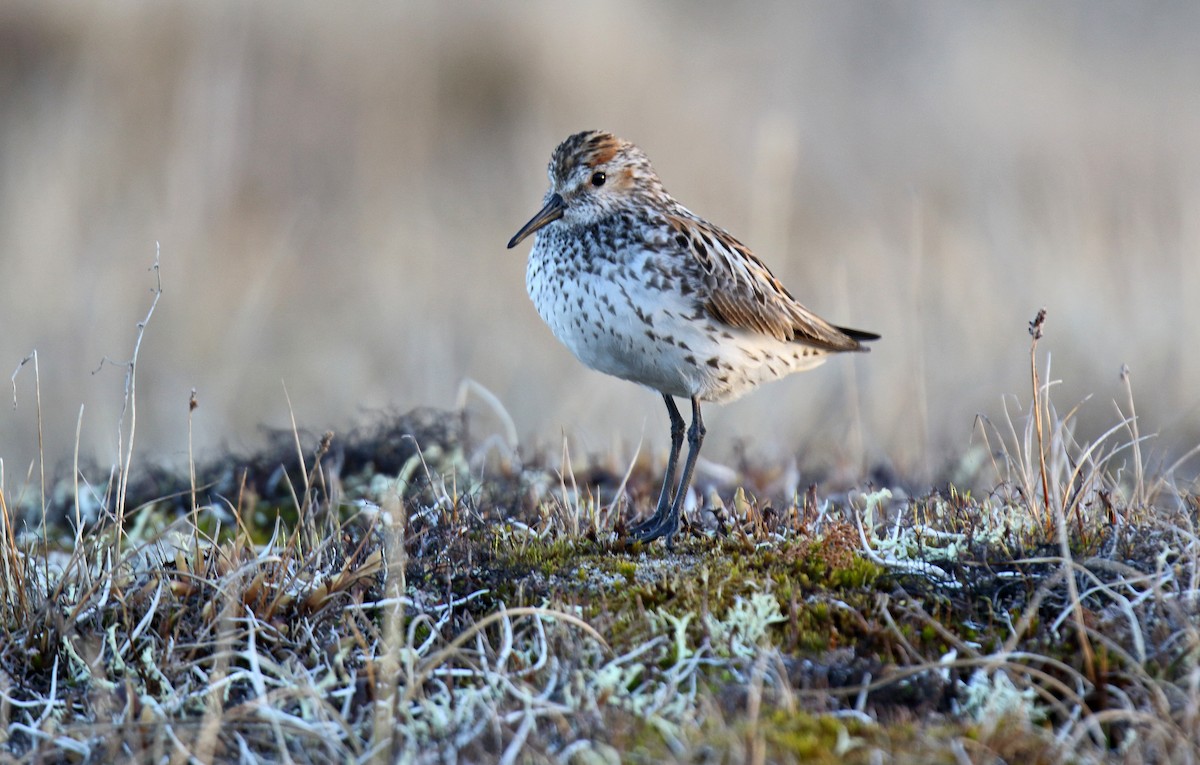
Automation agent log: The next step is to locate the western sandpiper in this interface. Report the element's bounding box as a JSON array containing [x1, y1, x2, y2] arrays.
[[508, 130, 877, 546]]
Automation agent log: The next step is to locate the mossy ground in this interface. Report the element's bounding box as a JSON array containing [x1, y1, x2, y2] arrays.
[[2, 398, 1197, 764]]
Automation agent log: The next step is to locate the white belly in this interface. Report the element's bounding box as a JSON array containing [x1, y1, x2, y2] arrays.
[[526, 242, 828, 403]]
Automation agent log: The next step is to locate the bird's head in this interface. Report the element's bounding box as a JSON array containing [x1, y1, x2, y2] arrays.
[[507, 130, 666, 248]]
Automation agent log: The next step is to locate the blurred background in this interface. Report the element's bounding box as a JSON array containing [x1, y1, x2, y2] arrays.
[[2, 1, 1198, 490]]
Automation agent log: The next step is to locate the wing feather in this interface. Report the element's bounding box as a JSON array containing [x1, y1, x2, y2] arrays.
[[661, 211, 868, 352]]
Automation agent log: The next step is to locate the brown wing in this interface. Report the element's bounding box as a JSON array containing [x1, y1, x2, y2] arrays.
[[662, 211, 868, 352]]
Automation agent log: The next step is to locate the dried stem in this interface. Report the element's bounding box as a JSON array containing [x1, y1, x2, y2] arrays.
[[1028, 308, 1052, 531], [93, 245, 163, 545]]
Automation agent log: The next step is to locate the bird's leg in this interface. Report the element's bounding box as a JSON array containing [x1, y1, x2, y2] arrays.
[[654, 395, 686, 516], [634, 396, 705, 547], [664, 396, 706, 545], [630, 395, 684, 535]]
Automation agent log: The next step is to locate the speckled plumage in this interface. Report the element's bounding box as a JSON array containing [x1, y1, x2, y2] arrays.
[[508, 130, 877, 545]]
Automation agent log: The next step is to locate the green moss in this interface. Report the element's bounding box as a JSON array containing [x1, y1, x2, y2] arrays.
[[761, 710, 870, 763], [611, 559, 638, 583], [522, 527, 892, 653]]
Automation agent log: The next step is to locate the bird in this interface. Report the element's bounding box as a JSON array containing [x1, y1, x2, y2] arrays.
[[507, 130, 877, 546]]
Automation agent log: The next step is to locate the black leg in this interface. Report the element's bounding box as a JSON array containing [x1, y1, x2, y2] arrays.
[[630, 395, 684, 535], [633, 396, 705, 546], [665, 396, 706, 544]]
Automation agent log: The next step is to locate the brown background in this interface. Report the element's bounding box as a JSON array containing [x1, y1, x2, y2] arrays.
[[2, 1, 1197, 486]]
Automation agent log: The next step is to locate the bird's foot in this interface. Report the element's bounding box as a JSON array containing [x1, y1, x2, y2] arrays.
[[628, 503, 662, 536], [629, 509, 680, 547]]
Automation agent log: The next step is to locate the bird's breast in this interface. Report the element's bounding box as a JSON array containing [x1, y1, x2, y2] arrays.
[[524, 232, 829, 403], [525, 237, 704, 396]]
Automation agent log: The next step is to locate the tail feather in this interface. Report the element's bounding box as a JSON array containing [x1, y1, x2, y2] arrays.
[[835, 326, 880, 350]]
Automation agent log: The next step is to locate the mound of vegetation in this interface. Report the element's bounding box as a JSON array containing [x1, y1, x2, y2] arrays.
[[1, 313, 1197, 764]]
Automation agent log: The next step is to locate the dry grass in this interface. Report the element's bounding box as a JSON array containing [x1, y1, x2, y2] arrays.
[[1, 283, 1198, 763], [2, 4, 1200, 762]]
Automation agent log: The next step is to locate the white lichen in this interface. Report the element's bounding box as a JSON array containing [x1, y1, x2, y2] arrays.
[[704, 592, 785, 658], [955, 668, 1044, 725]]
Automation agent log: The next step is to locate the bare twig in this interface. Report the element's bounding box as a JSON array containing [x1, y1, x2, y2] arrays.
[[189, 388, 199, 523], [1028, 308, 1052, 529], [93, 245, 163, 539], [1119, 364, 1145, 509]]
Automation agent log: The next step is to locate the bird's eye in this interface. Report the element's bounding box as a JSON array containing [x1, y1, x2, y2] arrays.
[[591, 171, 606, 187]]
